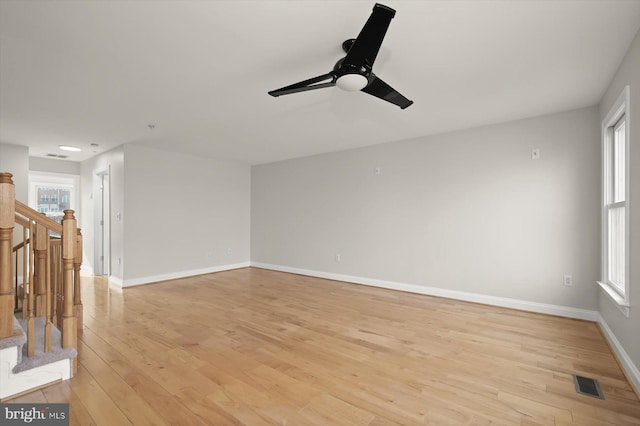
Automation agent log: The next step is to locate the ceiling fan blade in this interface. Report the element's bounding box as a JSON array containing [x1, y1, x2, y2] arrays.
[[343, 3, 395, 68], [362, 74, 413, 109], [268, 73, 336, 97]]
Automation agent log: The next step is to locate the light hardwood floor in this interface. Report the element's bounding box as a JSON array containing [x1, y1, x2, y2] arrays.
[[9, 267, 640, 425]]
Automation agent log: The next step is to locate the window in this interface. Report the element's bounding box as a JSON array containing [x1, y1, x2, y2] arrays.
[[599, 86, 630, 316], [28, 172, 79, 226]]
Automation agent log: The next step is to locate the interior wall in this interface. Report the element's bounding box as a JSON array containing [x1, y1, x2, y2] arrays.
[[80, 146, 125, 279], [122, 144, 251, 283], [0, 143, 29, 262], [0, 143, 29, 203], [252, 106, 600, 310], [598, 28, 640, 376], [29, 157, 81, 175]]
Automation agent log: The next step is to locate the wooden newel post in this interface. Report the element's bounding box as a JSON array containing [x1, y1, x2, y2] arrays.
[[74, 229, 83, 330], [61, 209, 77, 373], [0, 173, 16, 339]]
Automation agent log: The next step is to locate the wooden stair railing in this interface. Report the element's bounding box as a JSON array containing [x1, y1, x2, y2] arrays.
[[0, 172, 81, 374]]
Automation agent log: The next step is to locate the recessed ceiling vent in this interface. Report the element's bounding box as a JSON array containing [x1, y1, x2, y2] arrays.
[[572, 375, 604, 399], [45, 153, 69, 159]]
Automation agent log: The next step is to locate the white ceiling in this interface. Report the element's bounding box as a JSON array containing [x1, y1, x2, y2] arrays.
[[1, 1, 639, 165]]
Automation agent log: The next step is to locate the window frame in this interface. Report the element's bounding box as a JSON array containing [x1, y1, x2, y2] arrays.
[[28, 171, 80, 223], [598, 86, 631, 317]]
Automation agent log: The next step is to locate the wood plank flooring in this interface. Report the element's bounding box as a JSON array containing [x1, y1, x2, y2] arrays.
[[9, 267, 640, 425]]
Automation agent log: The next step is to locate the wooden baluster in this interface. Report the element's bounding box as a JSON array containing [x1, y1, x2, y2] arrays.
[[27, 220, 35, 356], [44, 229, 52, 352], [51, 243, 59, 327], [49, 243, 54, 324], [62, 210, 77, 374], [0, 173, 15, 339], [57, 243, 63, 328], [34, 221, 47, 317], [14, 247, 18, 311], [22, 226, 28, 319], [74, 229, 83, 330]]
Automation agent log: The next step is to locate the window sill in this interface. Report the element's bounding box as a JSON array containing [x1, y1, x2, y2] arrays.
[[597, 281, 630, 317]]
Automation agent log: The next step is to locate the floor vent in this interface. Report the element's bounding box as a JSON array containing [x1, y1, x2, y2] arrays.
[[572, 374, 604, 399]]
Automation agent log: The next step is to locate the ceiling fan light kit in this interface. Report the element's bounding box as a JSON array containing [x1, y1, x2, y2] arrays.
[[336, 73, 369, 91], [268, 3, 413, 109]]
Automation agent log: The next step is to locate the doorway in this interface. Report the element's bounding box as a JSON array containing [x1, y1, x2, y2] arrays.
[[94, 169, 110, 276]]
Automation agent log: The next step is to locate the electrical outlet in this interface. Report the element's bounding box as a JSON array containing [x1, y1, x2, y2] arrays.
[[335, 254, 341, 262], [563, 274, 573, 286], [117, 257, 122, 265], [532, 148, 541, 160]]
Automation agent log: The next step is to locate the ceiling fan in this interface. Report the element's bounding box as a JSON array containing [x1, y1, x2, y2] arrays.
[[268, 3, 413, 109]]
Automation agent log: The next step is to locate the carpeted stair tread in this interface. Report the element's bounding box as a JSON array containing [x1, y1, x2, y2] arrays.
[[12, 316, 77, 374]]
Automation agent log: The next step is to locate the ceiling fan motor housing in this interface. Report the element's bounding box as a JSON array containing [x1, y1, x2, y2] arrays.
[[342, 38, 357, 53]]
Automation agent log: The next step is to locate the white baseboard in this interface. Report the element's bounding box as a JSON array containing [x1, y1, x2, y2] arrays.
[[108, 275, 124, 288], [250, 262, 599, 321], [81, 264, 94, 276], [114, 262, 251, 288], [597, 313, 640, 396]]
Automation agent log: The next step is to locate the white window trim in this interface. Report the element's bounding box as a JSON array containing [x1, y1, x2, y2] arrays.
[[599, 85, 630, 317], [28, 171, 81, 219]]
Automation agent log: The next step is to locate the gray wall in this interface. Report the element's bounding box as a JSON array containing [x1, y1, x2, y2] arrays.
[[29, 157, 80, 175], [123, 144, 251, 281], [0, 143, 29, 256], [252, 107, 601, 310], [0, 143, 28, 203], [598, 29, 640, 373]]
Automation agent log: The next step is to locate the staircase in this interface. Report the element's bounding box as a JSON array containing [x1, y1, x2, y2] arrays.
[[0, 172, 82, 400]]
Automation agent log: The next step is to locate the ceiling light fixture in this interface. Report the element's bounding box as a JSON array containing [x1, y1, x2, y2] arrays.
[[58, 145, 82, 152], [335, 73, 369, 91]]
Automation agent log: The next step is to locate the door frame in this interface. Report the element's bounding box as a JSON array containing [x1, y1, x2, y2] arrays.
[[94, 167, 110, 276]]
